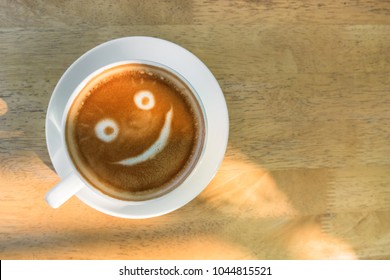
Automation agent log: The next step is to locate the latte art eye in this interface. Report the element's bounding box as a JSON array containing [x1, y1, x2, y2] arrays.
[[134, 90, 155, 110], [95, 119, 119, 142]]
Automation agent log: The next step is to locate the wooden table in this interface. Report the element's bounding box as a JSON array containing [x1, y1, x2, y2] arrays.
[[1, 1, 389, 260]]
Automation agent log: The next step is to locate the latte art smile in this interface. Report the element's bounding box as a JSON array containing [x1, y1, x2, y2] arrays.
[[65, 63, 205, 201], [92, 89, 173, 166]]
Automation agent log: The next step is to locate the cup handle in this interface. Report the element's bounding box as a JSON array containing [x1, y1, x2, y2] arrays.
[[45, 172, 85, 208]]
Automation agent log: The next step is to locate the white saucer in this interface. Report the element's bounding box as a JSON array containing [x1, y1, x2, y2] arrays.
[[45, 37, 229, 218]]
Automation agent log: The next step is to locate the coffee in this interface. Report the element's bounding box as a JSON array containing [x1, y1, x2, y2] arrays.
[[65, 63, 205, 201]]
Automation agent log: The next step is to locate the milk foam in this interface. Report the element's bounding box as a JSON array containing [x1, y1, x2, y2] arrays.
[[66, 63, 204, 201], [115, 108, 173, 166], [94, 119, 119, 142], [134, 90, 155, 110]]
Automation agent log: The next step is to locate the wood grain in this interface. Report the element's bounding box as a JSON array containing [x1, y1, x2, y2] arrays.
[[0, 0, 389, 259]]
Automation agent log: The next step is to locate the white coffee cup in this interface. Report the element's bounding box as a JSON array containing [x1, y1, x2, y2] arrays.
[[45, 37, 228, 218]]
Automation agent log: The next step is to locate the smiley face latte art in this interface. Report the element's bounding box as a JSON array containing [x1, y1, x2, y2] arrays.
[[65, 63, 205, 201]]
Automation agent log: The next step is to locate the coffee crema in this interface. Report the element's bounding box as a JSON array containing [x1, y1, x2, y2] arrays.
[[65, 63, 205, 201]]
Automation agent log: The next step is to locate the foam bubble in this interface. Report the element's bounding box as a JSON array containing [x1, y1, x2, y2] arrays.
[[95, 119, 119, 142], [134, 90, 155, 110]]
